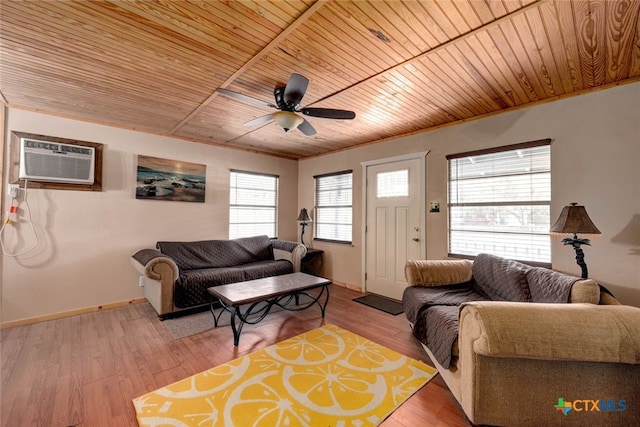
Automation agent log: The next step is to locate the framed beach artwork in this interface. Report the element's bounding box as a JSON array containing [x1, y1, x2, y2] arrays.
[[136, 155, 206, 203]]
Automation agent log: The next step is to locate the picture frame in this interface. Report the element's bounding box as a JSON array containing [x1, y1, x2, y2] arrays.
[[136, 155, 206, 203]]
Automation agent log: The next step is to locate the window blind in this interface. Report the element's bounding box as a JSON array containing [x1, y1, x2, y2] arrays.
[[229, 170, 278, 239], [447, 141, 551, 263], [314, 170, 353, 243]]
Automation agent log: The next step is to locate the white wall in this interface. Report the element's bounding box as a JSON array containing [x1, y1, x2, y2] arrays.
[[3, 82, 639, 325], [299, 82, 640, 307], [1, 110, 299, 323]]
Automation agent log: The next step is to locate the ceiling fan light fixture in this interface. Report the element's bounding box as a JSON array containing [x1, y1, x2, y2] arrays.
[[273, 111, 303, 132]]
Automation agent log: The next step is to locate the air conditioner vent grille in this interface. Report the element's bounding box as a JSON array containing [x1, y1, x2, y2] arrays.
[[19, 138, 96, 184]]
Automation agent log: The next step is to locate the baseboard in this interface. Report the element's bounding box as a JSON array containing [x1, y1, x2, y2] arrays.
[[1, 280, 360, 329], [0, 297, 147, 329], [331, 279, 363, 293]]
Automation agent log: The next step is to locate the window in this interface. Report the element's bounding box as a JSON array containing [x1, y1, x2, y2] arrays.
[[376, 169, 408, 198], [314, 170, 353, 243], [447, 140, 551, 264], [229, 170, 278, 239]]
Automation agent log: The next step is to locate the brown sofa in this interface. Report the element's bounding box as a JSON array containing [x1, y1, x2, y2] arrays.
[[403, 254, 640, 426], [131, 235, 306, 318]]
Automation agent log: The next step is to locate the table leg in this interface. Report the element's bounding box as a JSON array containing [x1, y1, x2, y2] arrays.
[[210, 298, 220, 327], [211, 297, 231, 328], [320, 284, 330, 317], [231, 307, 243, 347]]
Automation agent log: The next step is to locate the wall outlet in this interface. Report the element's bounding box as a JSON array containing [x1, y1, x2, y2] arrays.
[[139, 276, 145, 287], [430, 201, 440, 213], [8, 184, 20, 198]]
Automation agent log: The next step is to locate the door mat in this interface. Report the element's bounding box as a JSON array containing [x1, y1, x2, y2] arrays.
[[353, 293, 404, 315]]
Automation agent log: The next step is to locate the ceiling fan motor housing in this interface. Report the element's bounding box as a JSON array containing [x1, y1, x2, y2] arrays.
[[274, 87, 298, 111]]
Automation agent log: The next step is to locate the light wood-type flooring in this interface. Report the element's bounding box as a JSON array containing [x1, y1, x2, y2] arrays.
[[1, 284, 471, 426]]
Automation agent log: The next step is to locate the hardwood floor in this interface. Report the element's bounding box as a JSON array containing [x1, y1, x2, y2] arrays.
[[1, 285, 471, 427]]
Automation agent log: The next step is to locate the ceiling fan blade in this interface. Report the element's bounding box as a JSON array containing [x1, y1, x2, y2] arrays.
[[283, 73, 309, 106], [244, 114, 274, 127], [300, 108, 356, 120], [298, 119, 317, 136], [216, 88, 276, 109]]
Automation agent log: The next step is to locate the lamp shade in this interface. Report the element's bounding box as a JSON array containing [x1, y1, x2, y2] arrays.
[[550, 203, 601, 235], [296, 208, 312, 223], [273, 111, 303, 132]]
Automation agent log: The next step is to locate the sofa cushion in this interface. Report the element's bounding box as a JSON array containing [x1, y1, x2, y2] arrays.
[[175, 267, 246, 308], [174, 260, 294, 309], [417, 306, 460, 369], [403, 283, 486, 325], [157, 235, 273, 270], [240, 260, 293, 281], [471, 253, 532, 302], [403, 283, 489, 369]]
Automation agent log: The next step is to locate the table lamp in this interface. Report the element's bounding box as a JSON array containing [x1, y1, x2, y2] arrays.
[[296, 208, 312, 247], [550, 202, 601, 279]]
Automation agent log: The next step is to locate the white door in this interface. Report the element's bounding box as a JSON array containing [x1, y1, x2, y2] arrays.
[[365, 158, 423, 300]]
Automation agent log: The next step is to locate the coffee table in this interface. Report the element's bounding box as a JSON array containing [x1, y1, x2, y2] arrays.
[[207, 272, 332, 346]]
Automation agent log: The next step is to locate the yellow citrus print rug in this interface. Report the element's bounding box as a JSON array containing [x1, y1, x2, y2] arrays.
[[133, 324, 437, 426]]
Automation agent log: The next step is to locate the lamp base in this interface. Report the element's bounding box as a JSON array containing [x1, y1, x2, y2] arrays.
[[561, 234, 590, 279], [300, 223, 308, 247], [572, 246, 588, 279]]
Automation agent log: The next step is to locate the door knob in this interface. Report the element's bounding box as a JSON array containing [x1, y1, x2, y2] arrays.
[[412, 237, 419, 242]]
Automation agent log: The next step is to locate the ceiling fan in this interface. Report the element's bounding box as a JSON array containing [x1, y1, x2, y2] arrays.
[[216, 73, 356, 136]]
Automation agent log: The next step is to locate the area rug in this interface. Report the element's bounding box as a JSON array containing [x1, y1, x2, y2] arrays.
[[353, 294, 404, 315], [162, 310, 216, 339], [133, 324, 437, 426], [163, 304, 284, 339]]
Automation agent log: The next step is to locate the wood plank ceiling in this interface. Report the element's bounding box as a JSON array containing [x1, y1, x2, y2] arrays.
[[1, 0, 639, 160]]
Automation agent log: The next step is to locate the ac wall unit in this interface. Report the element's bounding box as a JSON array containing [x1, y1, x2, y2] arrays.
[[18, 137, 96, 184]]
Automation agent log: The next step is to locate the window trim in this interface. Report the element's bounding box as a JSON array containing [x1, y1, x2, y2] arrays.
[[313, 169, 353, 180], [447, 139, 552, 266], [313, 169, 353, 244], [230, 169, 279, 179], [445, 138, 552, 160]]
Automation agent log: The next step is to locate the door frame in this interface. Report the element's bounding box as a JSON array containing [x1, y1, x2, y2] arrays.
[[360, 151, 429, 293]]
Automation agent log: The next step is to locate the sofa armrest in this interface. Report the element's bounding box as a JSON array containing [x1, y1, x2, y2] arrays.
[[131, 249, 179, 316], [404, 259, 473, 286], [569, 278, 600, 303], [131, 249, 179, 280], [459, 301, 640, 364], [271, 239, 307, 272]]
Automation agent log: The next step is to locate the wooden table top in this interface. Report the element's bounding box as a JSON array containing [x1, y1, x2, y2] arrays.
[[207, 272, 332, 306]]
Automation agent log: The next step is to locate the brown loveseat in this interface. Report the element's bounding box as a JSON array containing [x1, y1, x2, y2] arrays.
[[403, 253, 640, 426], [131, 235, 306, 318]]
